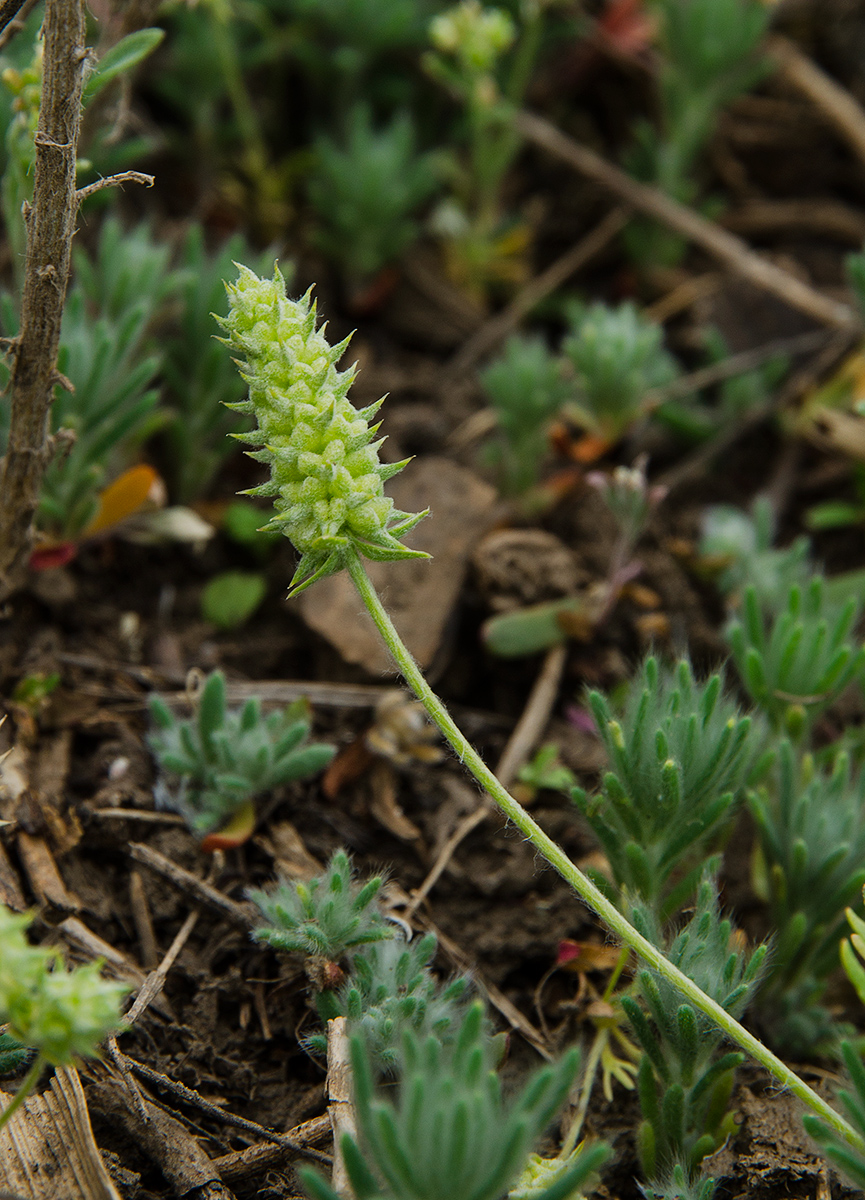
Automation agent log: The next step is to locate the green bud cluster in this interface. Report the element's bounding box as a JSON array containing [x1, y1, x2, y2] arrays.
[[250, 850, 393, 961], [429, 1, 515, 78], [0, 907, 126, 1068], [220, 265, 428, 595]]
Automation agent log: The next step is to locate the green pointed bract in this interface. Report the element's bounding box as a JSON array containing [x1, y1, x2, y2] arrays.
[[219, 264, 428, 595]]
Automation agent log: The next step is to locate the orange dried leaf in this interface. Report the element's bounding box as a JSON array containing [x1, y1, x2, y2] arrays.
[[82, 464, 160, 538]]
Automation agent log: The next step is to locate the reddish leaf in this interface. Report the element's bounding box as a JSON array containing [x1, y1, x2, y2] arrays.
[[200, 799, 257, 852], [322, 736, 376, 800], [598, 0, 654, 58], [30, 542, 78, 571]]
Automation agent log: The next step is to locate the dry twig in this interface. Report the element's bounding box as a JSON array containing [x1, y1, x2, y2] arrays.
[[0, 0, 87, 599], [327, 1017, 358, 1200], [128, 842, 256, 928], [771, 35, 865, 170], [445, 207, 630, 377], [515, 109, 859, 332]]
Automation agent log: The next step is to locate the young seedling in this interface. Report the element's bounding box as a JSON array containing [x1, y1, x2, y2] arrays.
[[148, 670, 335, 847], [163, 225, 276, 503], [425, 0, 547, 299], [220, 261, 865, 1157], [655, 328, 788, 445], [572, 656, 760, 922], [623, 880, 767, 1188], [699, 497, 812, 613], [479, 333, 570, 496], [308, 932, 476, 1072], [0, 906, 126, 1131], [250, 849, 392, 964], [309, 105, 441, 295], [727, 576, 865, 738], [300, 1001, 610, 1200], [561, 302, 679, 448], [749, 740, 865, 1052], [804, 1042, 865, 1189], [624, 0, 771, 267]]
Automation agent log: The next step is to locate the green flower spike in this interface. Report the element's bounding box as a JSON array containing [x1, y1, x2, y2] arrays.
[[219, 265, 429, 595]]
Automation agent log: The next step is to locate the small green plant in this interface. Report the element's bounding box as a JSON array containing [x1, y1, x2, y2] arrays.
[[479, 333, 570, 495], [201, 570, 268, 630], [624, 881, 766, 1189], [425, 0, 549, 299], [0, 216, 177, 541], [624, 0, 771, 267], [517, 743, 577, 798], [749, 741, 865, 1052], [804, 1042, 865, 1188], [587, 455, 667, 569], [0, 906, 127, 1130], [250, 849, 392, 961], [727, 577, 865, 737], [561, 302, 679, 446], [310, 932, 475, 1070], [162, 225, 276, 503], [806, 464, 865, 534], [309, 105, 441, 292], [481, 456, 666, 658], [148, 670, 335, 842], [699, 498, 812, 612], [841, 892, 865, 1007], [656, 329, 788, 445], [573, 657, 759, 922], [639, 1162, 717, 1200], [300, 1001, 610, 1200]]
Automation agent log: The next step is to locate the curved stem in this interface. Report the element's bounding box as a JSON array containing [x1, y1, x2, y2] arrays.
[[346, 549, 865, 1153], [0, 1053, 44, 1132]]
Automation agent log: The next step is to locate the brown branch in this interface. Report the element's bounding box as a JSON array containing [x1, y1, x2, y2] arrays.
[[515, 108, 860, 332], [770, 35, 865, 171], [444, 206, 630, 378], [127, 842, 257, 929], [75, 171, 155, 204], [0, 0, 87, 601], [0, 0, 38, 52]]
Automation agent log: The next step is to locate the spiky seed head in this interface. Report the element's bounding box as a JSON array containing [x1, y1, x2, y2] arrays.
[[219, 265, 429, 596]]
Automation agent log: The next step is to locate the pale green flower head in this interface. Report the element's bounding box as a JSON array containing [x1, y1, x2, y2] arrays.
[[0, 907, 127, 1067], [220, 265, 428, 595], [430, 0, 516, 75]]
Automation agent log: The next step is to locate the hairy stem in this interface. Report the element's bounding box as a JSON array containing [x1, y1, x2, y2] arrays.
[[346, 548, 865, 1153], [0, 0, 86, 600]]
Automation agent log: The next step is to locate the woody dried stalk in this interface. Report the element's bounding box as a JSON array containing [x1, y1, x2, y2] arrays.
[[0, 0, 86, 600]]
